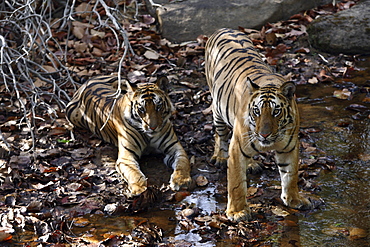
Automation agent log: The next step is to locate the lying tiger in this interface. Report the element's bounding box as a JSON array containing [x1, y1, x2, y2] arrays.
[[205, 28, 312, 221], [66, 75, 192, 196]]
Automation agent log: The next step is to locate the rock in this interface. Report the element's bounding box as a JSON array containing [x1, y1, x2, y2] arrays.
[[308, 1, 370, 54], [150, 0, 331, 43]]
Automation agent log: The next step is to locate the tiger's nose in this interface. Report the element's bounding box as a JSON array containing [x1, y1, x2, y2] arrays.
[[260, 132, 271, 138]]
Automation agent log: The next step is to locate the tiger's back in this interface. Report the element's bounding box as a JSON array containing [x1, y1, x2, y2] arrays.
[[66, 76, 125, 146]]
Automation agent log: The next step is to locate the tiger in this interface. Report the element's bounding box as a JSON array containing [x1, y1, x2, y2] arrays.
[[205, 28, 312, 222], [65, 75, 192, 196]]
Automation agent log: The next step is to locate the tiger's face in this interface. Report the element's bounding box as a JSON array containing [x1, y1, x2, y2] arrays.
[[130, 81, 173, 134], [246, 81, 296, 147]]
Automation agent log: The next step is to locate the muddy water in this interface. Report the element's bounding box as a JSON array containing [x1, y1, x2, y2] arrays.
[[69, 58, 370, 246]]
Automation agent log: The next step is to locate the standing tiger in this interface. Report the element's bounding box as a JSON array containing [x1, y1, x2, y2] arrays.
[[205, 28, 312, 221], [66, 75, 192, 196]]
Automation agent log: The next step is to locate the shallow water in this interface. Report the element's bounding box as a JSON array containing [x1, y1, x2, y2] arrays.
[[294, 58, 370, 246]]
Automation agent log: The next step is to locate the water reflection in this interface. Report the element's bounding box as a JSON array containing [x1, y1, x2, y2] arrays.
[[297, 69, 370, 246], [174, 186, 220, 246]]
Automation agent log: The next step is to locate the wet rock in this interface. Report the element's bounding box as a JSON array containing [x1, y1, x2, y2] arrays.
[[308, 1, 370, 54], [104, 203, 118, 215], [151, 0, 332, 43], [181, 207, 199, 219]]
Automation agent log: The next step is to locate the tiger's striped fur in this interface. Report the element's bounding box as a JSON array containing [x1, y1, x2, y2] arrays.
[[66, 75, 191, 196], [205, 28, 312, 221]]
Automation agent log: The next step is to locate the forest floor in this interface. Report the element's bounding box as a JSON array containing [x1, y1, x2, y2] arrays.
[[0, 0, 365, 245]]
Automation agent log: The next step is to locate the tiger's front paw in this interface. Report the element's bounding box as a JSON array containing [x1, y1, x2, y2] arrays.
[[210, 156, 228, 168], [128, 179, 148, 196], [170, 170, 192, 191], [226, 207, 251, 222], [247, 162, 263, 174], [129, 183, 147, 196], [282, 194, 312, 210]]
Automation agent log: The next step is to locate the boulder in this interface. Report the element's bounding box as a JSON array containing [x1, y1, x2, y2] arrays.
[[148, 0, 331, 43], [308, 0, 370, 54]]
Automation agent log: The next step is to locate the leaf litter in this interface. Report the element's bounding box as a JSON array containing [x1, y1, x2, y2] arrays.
[[0, 0, 368, 245]]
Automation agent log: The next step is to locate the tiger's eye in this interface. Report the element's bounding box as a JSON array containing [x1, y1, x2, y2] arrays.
[[273, 109, 281, 116], [253, 107, 260, 116], [156, 101, 163, 111], [138, 105, 145, 113]]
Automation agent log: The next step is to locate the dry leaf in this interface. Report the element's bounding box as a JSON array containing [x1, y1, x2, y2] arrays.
[[74, 41, 88, 53], [333, 88, 352, 100], [91, 29, 105, 38], [75, 2, 93, 18], [195, 175, 208, 187], [308, 77, 318, 84], [271, 206, 290, 217], [0, 227, 13, 242], [72, 21, 93, 39], [247, 186, 258, 197], [34, 78, 47, 87], [91, 47, 104, 57], [143, 50, 159, 60], [348, 227, 367, 239], [358, 153, 370, 161]]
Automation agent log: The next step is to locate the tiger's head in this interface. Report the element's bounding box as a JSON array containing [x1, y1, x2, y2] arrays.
[[127, 76, 174, 134], [246, 77, 297, 147]]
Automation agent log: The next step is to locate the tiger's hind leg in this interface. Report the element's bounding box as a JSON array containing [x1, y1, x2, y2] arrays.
[[210, 116, 230, 167]]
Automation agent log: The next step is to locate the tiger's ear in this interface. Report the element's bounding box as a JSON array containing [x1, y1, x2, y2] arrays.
[[246, 77, 259, 93], [280, 81, 296, 99], [155, 76, 170, 94], [124, 79, 136, 96]]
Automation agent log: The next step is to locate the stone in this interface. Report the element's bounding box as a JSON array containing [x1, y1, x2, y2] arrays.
[[148, 0, 331, 43], [307, 0, 370, 54]]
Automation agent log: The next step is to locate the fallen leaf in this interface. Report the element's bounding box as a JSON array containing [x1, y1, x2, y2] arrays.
[[179, 81, 198, 89], [0, 227, 13, 242], [271, 206, 290, 217], [70, 147, 93, 160], [141, 15, 156, 25], [362, 96, 370, 103], [285, 28, 306, 37], [75, 2, 93, 18], [143, 50, 159, 60], [333, 88, 351, 100], [74, 41, 88, 53], [294, 47, 310, 53], [48, 127, 67, 136], [91, 29, 105, 38], [195, 175, 208, 187], [348, 227, 367, 239], [358, 153, 370, 161], [265, 32, 277, 45], [247, 187, 258, 197], [308, 77, 318, 84], [128, 70, 145, 82]]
